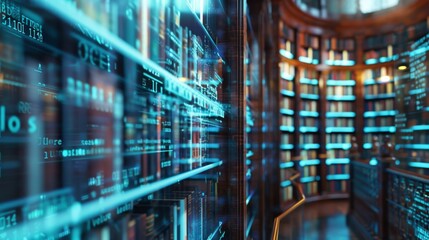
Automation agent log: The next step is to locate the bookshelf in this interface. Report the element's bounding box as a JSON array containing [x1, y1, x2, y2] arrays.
[[363, 33, 397, 65], [298, 32, 320, 64], [299, 68, 321, 197], [324, 37, 356, 66], [362, 66, 396, 158], [325, 70, 356, 194], [279, 22, 296, 59], [279, 61, 296, 205]]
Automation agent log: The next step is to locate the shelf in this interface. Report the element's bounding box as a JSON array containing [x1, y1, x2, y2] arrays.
[[364, 55, 398, 65], [34, 0, 225, 118], [326, 143, 352, 150], [326, 95, 356, 101], [280, 49, 294, 59], [364, 110, 396, 118], [280, 108, 295, 116], [364, 126, 396, 133], [304, 193, 349, 203], [280, 162, 295, 169], [281, 180, 292, 188], [300, 126, 318, 133], [299, 143, 320, 150], [395, 144, 429, 150], [300, 176, 320, 183], [300, 78, 319, 85], [364, 93, 395, 100], [326, 112, 356, 118], [299, 56, 319, 65], [326, 60, 355, 66], [300, 93, 320, 100], [326, 127, 355, 133], [300, 111, 319, 117], [326, 174, 350, 181], [299, 159, 320, 167], [408, 162, 429, 169], [0, 161, 223, 237], [326, 158, 350, 165], [326, 80, 356, 86], [364, 78, 394, 85], [411, 125, 429, 131], [280, 125, 295, 132], [281, 89, 295, 97], [280, 144, 294, 150], [280, 73, 294, 81]]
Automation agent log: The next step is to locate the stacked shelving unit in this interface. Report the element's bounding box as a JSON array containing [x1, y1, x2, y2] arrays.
[[325, 70, 356, 194], [324, 37, 356, 66]]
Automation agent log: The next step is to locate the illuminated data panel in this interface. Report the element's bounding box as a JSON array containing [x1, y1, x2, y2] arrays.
[[0, 0, 226, 239], [395, 32, 429, 172]]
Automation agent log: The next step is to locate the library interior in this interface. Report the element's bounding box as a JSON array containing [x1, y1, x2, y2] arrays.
[[0, 0, 428, 239]]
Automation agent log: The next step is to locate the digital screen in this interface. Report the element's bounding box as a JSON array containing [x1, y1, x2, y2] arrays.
[[0, 0, 226, 238], [395, 31, 429, 171]]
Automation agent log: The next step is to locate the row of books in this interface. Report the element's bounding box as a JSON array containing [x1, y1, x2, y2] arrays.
[[300, 118, 319, 127], [326, 180, 348, 193], [326, 134, 352, 144], [328, 164, 349, 175], [281, 186, 293, 202], [281, 80, 294, 92], [281, 135, 293, 144], [300, 134, 318, 144], [281, 97, 294, 109], [280, 151, 292, 162], [328, 71, 355, 80], [364, 82, 394, 95], [301, 165, 318, 177], [327, 102, 354, 112], [363, 33, 397, 50], [365, 99, 395, 111], [302, 182, 319, 196], [300, 84, 319, 95], [396, 148, 429, 161], [281, 116, 294, 126], [298, 47, 320, 62], [365, 117, 395, 127], [326, 118, 354, 127], [327, 150, 348, 159], [327, 50, 355, 62], [299, 32, 320, 49], [279, 22, 295, 40], [300, 69, 318, 79], [362, 67, 393, 81], [301, 150, 318, 160], [327, 86, 354, 96], [324, 37, 354, 51], [301, 100, 318, 112], [364, 47, 393, 62], [279, 62, 295, 78]]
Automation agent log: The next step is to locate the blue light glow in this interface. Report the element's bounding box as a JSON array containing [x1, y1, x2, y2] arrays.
[[326, 174, 349, 181], [299, 159, 320, 167], [369, 158, 378, 166], [300, 93, 320, 100], [280, 108, 295, 115], [299, 56, 313, 64], [326, 127, 355, 133], [300, 111, 319, 117], [281, 180, 292, 187], [364, 110, 396, 118], [300, 176, 320, 183], [364, 93, 395, 100], [364, 126, 396, 133], [280, 162, 294, 168], [326, 112, 356, 118], [300, 126, 318, 133], [300, 78, 319, 85], [395, 144, 429, 150], [280, 125, 295, 132], [326, 158, 350, 165], [281, 73, 294, 81], [281, 89, 295, 97], [409, 162, 429, 168], [281, 144, 294, 150], [365, 59, 378, 65], [326, 80, 356, 86], [363, 143, 372, 149], [300, 143, 320, 149], [326, 60, 355, 66], [411, 125, 429, 131], [326, 143, 351, 150], [280, 49, 294, 59], [326, 95, 356, 101]]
